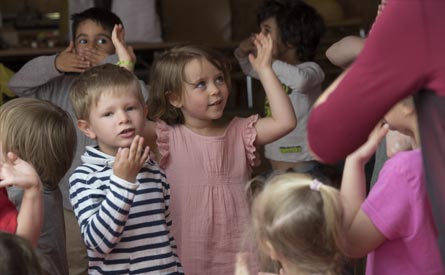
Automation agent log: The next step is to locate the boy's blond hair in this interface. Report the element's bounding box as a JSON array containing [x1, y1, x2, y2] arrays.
[[0, 98, 76, 189], [249, 173, 345, 274], [70, 64, 144, 120]]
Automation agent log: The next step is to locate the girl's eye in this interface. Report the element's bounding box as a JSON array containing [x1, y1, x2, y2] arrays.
[[195, 81, 206, 89], [215, 76, 225, 85], [103, 112, 113, 117], [97, 38, 108, 45], [126, 106, 136, 111], [78, 39, 88, 45]]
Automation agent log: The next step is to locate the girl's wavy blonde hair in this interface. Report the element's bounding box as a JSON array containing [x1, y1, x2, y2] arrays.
[[147, 44, 231, 125], [247, 173, 345, 274]]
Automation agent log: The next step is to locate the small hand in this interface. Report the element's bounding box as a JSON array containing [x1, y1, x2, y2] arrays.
[[78, 47, 109, 67], [350, 122, 389, 163], [238, 34, 256, 58], [113, 135, 150, 182], [249, 33, 273, 74], [112, 24, 136, 71], [55, 41, 91, 73], [0, 152, 41, 190]]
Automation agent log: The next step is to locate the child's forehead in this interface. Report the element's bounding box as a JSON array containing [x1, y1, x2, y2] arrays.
[[75, 19, 110, 36], [184, 58, 221, 79]]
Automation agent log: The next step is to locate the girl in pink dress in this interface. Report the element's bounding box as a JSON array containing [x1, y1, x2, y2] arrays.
[[146, 34, 296, 275]]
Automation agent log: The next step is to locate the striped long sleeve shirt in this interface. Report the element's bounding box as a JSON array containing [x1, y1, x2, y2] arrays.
[[69, 146, 183, 274]]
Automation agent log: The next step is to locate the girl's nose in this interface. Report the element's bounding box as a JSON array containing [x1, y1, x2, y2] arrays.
[[209, 82, 221, 95]]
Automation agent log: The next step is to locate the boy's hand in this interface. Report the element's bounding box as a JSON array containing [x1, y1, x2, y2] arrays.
[[78, 47, 110, 68], [112, 24, 136, 71], [113, 135, 150, 182], [55, 41, 91, 73], [238, 34, 256, 58], [249, 33, 273, 75], [0, 152, 41, 190], [349, 122, 389, 164]]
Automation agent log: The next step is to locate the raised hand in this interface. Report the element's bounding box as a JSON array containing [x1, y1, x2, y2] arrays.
[[112, 24, 136, 71], [249, 33, 274, 75], [0, 152, 41, 190], [238, 34, 257, 58], [55, 41, 91, 73], [113, 135, 150, 183], [349, 122, 389, 163]]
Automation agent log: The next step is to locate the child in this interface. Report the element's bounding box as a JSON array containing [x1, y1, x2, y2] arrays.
[[8, 7, 149, 275], [0, 232, 44, 275], [146, 33, 296, 275], [236, 173, 345, 275], [235, 0, 325, 174], [0, 98, 77, 275], [341, 96, 444, 274], [69, 63, 183, 274]]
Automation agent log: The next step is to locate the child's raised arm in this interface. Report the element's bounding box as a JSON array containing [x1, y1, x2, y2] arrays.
[[340, 123, 388, 257], [251, 33, 297, 145], [111, 24, 136, 71], [0, 152, 42, 246]]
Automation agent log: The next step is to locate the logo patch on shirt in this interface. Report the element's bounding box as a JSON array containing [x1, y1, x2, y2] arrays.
[[279, 146, 302, 153]]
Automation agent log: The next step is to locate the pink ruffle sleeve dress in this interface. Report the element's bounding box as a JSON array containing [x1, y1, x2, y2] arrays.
[[156, 115, 259, 275]]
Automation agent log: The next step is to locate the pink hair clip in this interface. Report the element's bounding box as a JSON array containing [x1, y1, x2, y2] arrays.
[[310, 179, 322, 192]]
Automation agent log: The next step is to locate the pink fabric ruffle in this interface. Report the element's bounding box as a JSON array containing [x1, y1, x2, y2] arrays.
[[242, 114, 259, 167], [155, 120, 170, 169]]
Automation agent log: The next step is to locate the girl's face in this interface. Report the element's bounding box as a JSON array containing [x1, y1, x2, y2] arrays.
[[383, 101, 408, 132], [171, 58, 229, 127]]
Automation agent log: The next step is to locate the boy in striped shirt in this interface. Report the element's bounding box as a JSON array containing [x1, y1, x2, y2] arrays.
[[69, 63, 183, 274]]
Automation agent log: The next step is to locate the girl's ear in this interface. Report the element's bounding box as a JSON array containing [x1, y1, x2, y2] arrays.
[[167, 91, 183, 108], [77, 120, 97, 140]]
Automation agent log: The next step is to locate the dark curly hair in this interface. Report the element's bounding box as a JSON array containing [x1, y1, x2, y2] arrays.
[[257, 0, 325, 62]]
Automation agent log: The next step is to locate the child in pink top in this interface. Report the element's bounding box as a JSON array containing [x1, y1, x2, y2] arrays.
[[341, 96, 443, 274], [146, 34, 296, 275]]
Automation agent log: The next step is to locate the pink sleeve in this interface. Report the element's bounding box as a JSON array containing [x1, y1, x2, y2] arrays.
[[241, 114, 259, 167], [307, 1, 427, 163], [0, 188, 18, 234], [361, 153, 415, 239], [155, 120, 171, 169]]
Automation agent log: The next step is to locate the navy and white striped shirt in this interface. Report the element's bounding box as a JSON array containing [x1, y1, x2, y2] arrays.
[[69, 146, 183, 274]]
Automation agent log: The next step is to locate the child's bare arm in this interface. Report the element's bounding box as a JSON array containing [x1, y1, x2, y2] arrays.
[[325, 36, 365, 69], [111, 24, 136, 71], [251, 33, 297, 145], [340, 123, 388, 257], [0, 152, 42, 246]]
